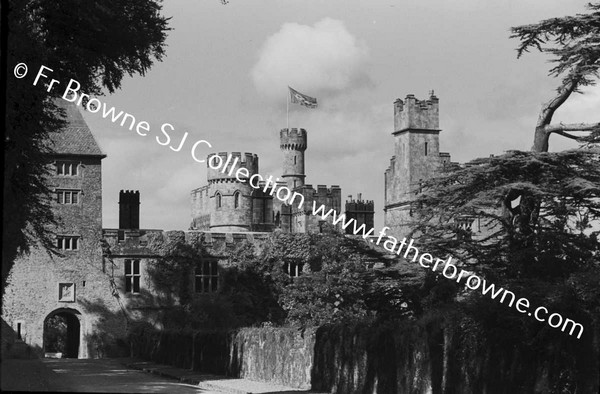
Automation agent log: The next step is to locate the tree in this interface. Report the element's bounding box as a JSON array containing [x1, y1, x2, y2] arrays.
[[2, 0, 170, 292], [510, 2, 600, 152], [401, 3, 600, 391]]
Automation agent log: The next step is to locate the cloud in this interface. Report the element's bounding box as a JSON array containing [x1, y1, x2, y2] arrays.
[[251, 18, 371, 101]]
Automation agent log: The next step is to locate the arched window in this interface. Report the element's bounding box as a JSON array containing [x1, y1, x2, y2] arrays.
[[234, 191, 240, 208], [215, 192, 222, 209]]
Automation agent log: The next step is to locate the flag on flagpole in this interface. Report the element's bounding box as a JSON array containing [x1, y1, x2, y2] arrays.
[[288, 86, 317, 108]]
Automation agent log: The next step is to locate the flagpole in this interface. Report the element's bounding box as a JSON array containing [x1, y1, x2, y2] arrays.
[[286, 87, 289, 131]]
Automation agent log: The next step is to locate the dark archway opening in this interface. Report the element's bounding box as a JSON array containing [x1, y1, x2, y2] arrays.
[[44, 310, 80, 358]]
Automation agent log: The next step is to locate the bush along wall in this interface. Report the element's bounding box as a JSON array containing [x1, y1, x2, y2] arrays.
[[128, 313, 599, 393], [311, 310, 599, 394]]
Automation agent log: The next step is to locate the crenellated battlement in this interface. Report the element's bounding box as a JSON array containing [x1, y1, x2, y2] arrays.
[[206, 151, 259, 182], [280, 128, 307, 150], [345, 194, 375, 212], [393, 92, 439, 133], [316, 184, 341, 196]]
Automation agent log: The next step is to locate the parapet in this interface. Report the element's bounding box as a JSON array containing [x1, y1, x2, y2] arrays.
[[207, 151, 259, 182], [280, 128, 307, 150], [393, 92, 440, 133], [345, 199, 375, 212]]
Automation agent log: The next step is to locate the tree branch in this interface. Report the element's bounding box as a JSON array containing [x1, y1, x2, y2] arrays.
[[536, 76, 580, 128], [545, 122, 600, 133], [552, 130, 584, 141]]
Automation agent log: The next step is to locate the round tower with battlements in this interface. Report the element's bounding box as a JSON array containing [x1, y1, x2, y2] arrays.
[[206, 152, 259, 231], [280, 128, 307, 190]]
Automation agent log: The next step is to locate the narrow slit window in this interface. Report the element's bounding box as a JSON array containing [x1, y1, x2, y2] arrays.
[[425, 142, 428, 156], [234, 191, 240, 208]]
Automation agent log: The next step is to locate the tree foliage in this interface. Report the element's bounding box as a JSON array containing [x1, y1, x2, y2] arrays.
[[412, 150, 600, 280], [3, 0, 170, 292], [511, 2, 600, 151]]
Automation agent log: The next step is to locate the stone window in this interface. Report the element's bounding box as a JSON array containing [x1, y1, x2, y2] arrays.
[[195, 260, 218, 293], [56, 190, 80, 204], [56, 161, 79, 176], [425, 142, 428, 156], [294, 155, 297, 165], [215, 192, 222, 209], [124, 259, 141, 293], [283, 261, 302, 279], [234, 191, 240, 209], [56, 236, 79, 250]]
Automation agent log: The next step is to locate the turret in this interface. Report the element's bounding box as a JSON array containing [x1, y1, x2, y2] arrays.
[[204, 152, 259, 232], [280, 128, 307, 190], [206, 152, 259, 183]]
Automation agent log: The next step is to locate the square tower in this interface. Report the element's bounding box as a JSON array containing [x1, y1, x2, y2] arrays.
[[384, 92, 450, 238]]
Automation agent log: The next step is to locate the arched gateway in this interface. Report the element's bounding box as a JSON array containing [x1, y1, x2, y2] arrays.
[[43, 308, 81, 358]]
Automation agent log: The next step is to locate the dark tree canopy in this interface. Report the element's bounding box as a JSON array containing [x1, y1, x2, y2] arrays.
[[511, 2, 600, 151], [2, 0, 170, 292], [411, 151, 600, 281]]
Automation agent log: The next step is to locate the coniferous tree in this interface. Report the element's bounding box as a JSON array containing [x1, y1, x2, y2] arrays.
[[403, 3, 600, 390], [510, 2, 600, 151]]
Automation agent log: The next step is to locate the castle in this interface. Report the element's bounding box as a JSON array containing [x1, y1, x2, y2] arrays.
[[2, 92, 449, 359], [1, 101, 376, 359]]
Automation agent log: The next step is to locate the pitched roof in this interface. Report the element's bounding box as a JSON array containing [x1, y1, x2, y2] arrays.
[[48, 101, 106, 158]]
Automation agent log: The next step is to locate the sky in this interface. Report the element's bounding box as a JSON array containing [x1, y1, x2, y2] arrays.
[[80, 0, 600, 231]]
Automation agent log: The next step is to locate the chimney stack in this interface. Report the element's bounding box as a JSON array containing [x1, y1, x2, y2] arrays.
[[119, 190, 140, 229]]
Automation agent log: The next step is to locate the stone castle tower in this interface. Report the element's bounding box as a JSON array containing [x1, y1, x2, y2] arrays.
[[191, 152, 267, 232], [207, 152, 259, 232], [280, 128, 306, 190], [384, 92, 451, 237]]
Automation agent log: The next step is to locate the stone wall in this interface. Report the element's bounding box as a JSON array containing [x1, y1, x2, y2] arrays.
[[231, 327, 315, 389], [129, 316, 600, 393], [129, 325, 315, 388]]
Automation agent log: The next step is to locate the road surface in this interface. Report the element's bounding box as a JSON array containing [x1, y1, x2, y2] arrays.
[[1, 358, 222, 393]]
